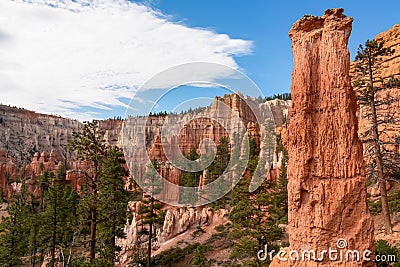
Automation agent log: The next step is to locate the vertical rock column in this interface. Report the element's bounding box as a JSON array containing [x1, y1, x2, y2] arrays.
[[272, 9, 374, 266]]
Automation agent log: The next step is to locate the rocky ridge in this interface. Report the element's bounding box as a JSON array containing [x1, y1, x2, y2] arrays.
[[0, 105, 124, 164]]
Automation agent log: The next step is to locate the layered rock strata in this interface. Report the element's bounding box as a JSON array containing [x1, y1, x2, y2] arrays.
[[272, 9, 375, 266], [0, 96, 290, 201], [123, 94, 289, 203]]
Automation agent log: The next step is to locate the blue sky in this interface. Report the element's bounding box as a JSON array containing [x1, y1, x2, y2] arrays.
[[146, 0, 400, 96], [0, 0, 399, 120]]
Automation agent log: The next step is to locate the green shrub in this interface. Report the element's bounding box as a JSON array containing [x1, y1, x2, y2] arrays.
[[191, 226, 206, 238], [375, 240, 400, 267], [153, 243, 201, 267], [368, 199, 383, 215], [368, 190, 400, 215], [191, 244, 208, 267], [389, 190, 400, 213]]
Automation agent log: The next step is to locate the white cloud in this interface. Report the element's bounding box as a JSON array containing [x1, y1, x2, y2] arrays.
[[0, 0, 252, 120]]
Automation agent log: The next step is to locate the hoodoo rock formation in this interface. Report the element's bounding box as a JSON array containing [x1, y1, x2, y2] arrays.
[[0, 95, 290, 201], [123, 94, 289, 203], [271, 9, 375, 266], [0, 104, 124, 164]]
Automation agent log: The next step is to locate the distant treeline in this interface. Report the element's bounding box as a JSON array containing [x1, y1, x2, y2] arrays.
[[263, 92, 292, 102], [148, 106, 207, 117], [112, 116, 124, 120], [122, 93, 292, 120]]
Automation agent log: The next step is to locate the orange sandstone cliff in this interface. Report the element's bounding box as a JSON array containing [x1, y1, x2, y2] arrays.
[[272, 9, 375, 266]]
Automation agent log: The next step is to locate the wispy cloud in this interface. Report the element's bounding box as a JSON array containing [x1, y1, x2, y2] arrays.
[[0, 0, 252, 120]]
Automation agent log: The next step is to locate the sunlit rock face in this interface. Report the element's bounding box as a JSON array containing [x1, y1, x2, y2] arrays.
[[350, 24, 400, 174], [123, 94, 289, 204], [0, 104, 124, 165], [271, 8, 375, 267]]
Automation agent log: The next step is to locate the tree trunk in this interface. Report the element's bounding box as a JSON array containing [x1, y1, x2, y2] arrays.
[[31, 200, 38, 267], [147, 198, 154, 267], [368, 55, 393, 234], [31, 227, 37, 267], [372, 106, 392, 234], [90, 207, 97, 262], [51, 196, 57, 267], [111, 214, 116, 264], [371, 97, 393, 234], [378, 178, 392, 233], [372, 114, 392, 234]]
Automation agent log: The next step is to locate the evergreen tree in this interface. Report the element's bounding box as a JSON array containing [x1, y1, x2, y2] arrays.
[[229, 182, 286, 266], [68, 120, 107, 262], [228, 134, 288, 266], [138, 159, 164, 267], [97, 147, 130, 264], [27, 189, 41, 267], [0, 187, 4, 203], [191, 245, 207, 267], [205, 136, 230, 184], [68, 120, 130, 263], [180, 148, 202, 206], [0, 184, 30, 266], [204, 137, 231, 209], [353, 39, 400, 234], [38, 171, 52, 211], [39, 167, 79, 267]]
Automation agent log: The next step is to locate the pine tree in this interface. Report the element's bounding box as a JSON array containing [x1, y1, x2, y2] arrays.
[[138, 159, 164, 267], [97, 147, 130, 264], [68, 120, 130, 264], [39, 167, 79, 267], [0, 184, 30, 266], [353, 39, 400, 234], [191, 245, 207, 267], [27, 189, 41, 267], [204, 137, 231, 209], [0, 187, 4, 203], [180, 148, 202, 206], [228, 134, 288, 266], [68, 120, 107, 261], [205, 137, 230, 184], [229, 182, 286, 266]]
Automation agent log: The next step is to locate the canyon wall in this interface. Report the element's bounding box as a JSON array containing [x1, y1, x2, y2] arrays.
[[123, 94, 289, 204], [0, 105, 81, 164], [0, 105, 124, 165], [374, 23, 400, 80], [0, 96, 290, 200], [351, 23, 400, 172], [272, 9, 375, 266]]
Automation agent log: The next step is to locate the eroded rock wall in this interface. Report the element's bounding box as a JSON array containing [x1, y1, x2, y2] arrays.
[[123, 94, 290, 202], [0, 95, 289, 200], [272, 9, 374, 266], [350, 23, 400, 177], [0, 105, 81, 164], [0, 105, 124, 165]]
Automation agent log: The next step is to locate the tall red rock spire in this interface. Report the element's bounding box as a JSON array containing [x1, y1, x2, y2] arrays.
[[271, 9, 375, 266]]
